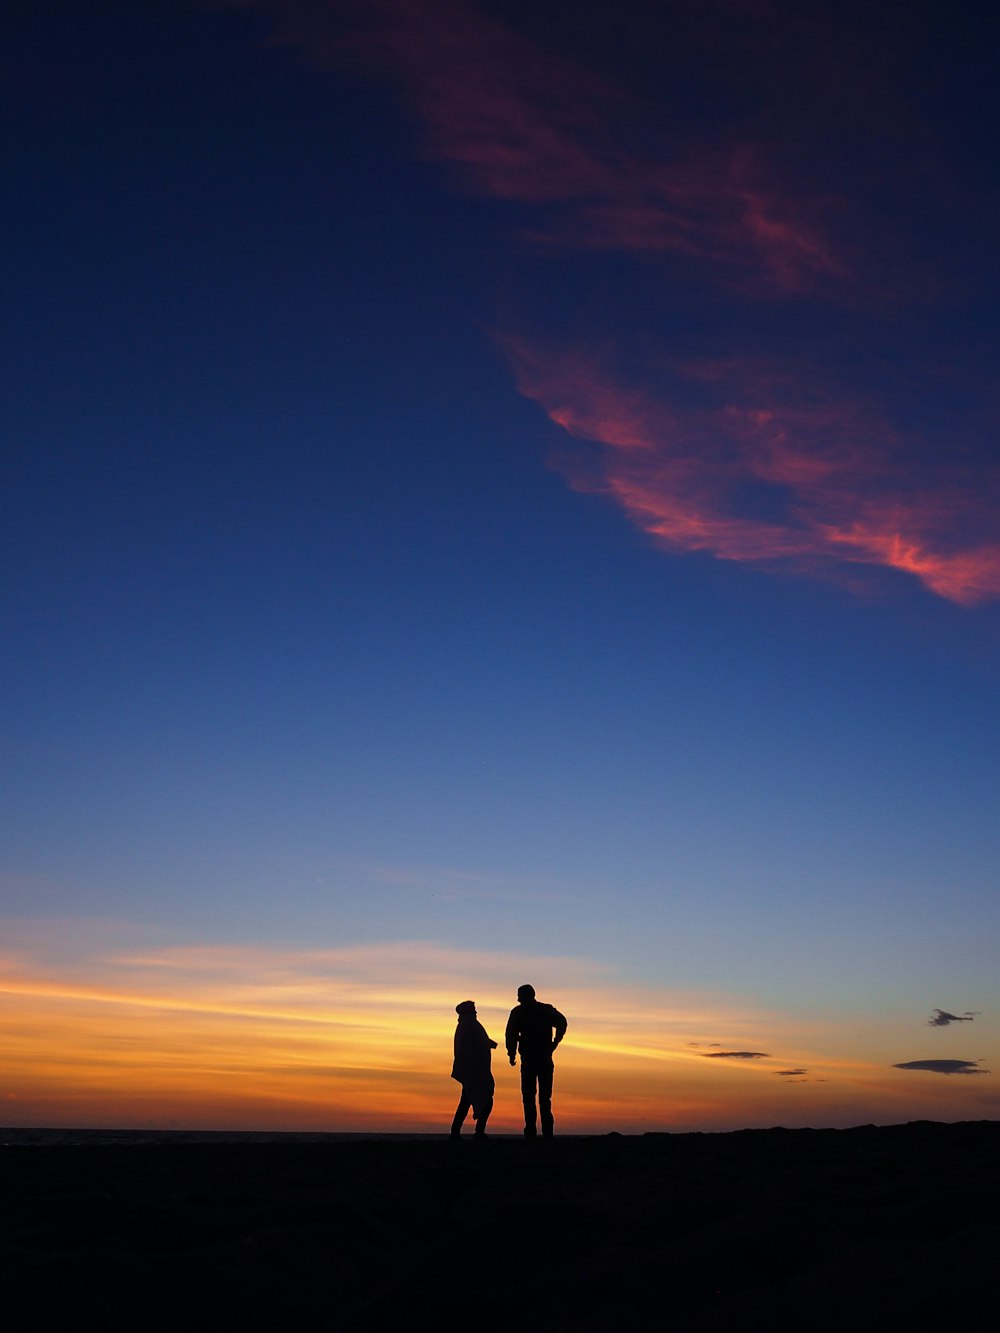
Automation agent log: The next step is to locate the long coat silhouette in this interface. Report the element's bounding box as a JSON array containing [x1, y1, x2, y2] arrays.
[[450, 1001, 497, 1136]]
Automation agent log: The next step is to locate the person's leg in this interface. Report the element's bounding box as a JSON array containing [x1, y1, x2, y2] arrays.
[[537, 1061, 554, 1136], [520, 1063, 538, 1136], [451, 1097, 471, 1137], [474, 1095, 493, 1135]]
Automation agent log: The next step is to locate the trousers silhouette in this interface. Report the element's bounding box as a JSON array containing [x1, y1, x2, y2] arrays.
[[451, 1092, 493, 1137], [520, 1058, 554, 1136]]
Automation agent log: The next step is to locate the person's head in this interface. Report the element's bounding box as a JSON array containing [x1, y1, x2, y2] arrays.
[[516, 984, 536, 1004], [456, 999, 477, 1019]]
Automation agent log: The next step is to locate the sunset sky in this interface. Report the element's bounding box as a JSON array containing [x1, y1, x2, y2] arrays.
[[3, 0, 999, 1133]]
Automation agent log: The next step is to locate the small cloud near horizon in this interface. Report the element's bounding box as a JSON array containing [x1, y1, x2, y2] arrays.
[[893, 1059, 990, 1076], [927, 1009, 978, 1027], [776, 1069, 808, 1077], [703, 1050, 770, 1060]]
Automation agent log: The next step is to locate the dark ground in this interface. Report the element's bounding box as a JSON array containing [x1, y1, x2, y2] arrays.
[[2, 1121, 998, 1330]]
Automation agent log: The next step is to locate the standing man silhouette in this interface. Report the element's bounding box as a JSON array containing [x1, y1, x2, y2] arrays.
[[505, 984, 567, 1137]]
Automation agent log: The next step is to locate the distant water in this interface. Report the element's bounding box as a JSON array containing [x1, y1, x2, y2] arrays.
[[0, 1128, 447, 1146]]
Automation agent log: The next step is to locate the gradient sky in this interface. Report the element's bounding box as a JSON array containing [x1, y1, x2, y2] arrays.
[[3, 0, 1000, 1132]]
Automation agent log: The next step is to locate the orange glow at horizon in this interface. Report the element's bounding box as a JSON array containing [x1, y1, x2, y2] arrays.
[[2, 936, 994, 1133]]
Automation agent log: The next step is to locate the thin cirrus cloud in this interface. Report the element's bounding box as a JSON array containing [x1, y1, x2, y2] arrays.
[[223, 0, 845, 295], [369, 5, 844, 294], [506, 341, 1000, 606], [217, 0, 1000, 606], [365, 861, 571, 902]]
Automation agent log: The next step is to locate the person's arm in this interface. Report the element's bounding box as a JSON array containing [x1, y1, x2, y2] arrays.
[[551, 1007, 567, 1052], [505, 1010, 518, 1065]]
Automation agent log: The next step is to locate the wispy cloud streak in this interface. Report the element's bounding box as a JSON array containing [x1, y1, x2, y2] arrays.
[[220, 0, 1000, 605], [3, 924, 995, 1129], [224, 0, 846, 294], [0, 931, 791, 1130], [508, 342, 1000, 604]]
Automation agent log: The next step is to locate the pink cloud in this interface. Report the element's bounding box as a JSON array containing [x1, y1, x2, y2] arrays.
[[212, 1, 995, 604], [222, 0, 847, 295], [506, 340, 1000, 605]]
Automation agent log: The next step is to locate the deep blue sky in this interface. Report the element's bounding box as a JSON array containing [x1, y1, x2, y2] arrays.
[[3, 1, 999, 1127]]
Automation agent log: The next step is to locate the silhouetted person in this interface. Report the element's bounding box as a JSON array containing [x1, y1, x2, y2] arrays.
[[505, 984, 567, 1137], [450, 1000, 497, 1138]]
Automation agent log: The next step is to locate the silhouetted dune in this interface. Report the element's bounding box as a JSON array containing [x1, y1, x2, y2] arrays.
[[3, 1121, 997, 1330]]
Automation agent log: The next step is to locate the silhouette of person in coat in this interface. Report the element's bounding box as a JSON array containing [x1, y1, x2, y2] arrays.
[[450, 1000, 497, 1137]]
